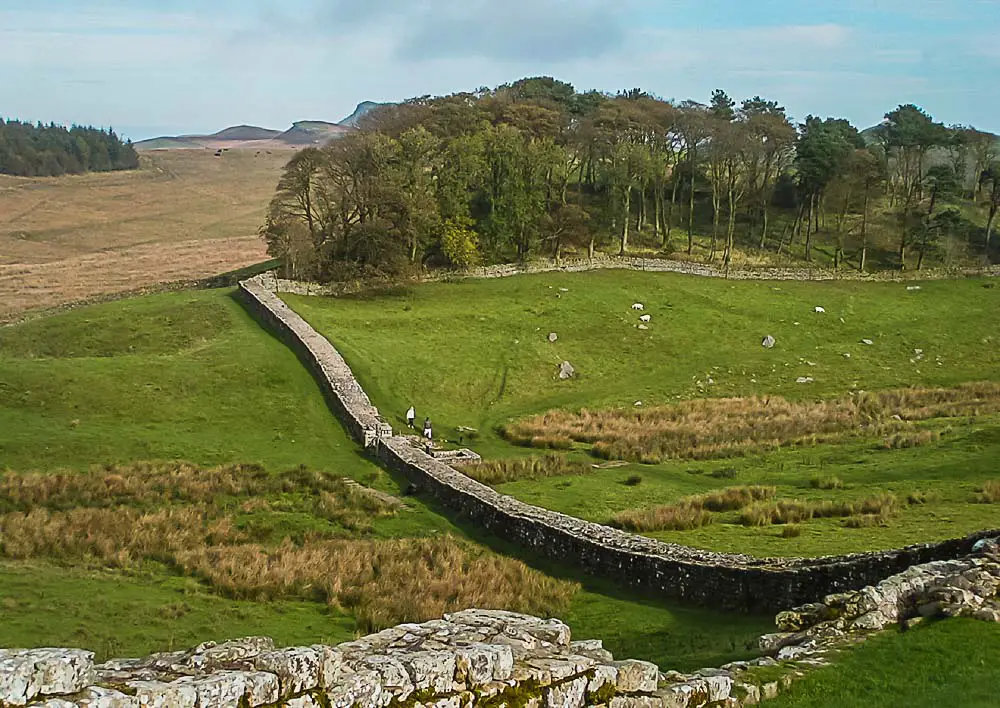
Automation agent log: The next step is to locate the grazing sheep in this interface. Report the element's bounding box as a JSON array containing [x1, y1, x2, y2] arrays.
[[631, 303, 644, 310], [639, 314, 651, 323], [814, 306, 826, 313]]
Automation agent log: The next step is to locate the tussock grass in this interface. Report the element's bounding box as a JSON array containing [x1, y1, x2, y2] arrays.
[[811, 475, 844, 490], [503, 383, 1000, 463], [611, 486, 775, 532], [975, 480, 1000, 504], [0, 461, 396, 533], [611, 503, 714, 532], [462, 454, 591, 485], [0, 461, 578, 631], [738, 493, 900, 527]]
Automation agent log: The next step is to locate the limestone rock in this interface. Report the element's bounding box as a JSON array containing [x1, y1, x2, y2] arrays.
[[762, 334, 776, 349], [558, 361, 575, 380], [612, 660, 658, 693], [0, 648, 94, 707], [75, 687, 139, 708], [548, 332, 558, 343]]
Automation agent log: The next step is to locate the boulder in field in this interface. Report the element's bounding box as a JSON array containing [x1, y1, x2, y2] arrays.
[[762, 335, 776, 349], [558, 361, 575, 380]]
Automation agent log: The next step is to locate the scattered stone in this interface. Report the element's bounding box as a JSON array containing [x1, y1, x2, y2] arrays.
[[762, 335, 776, 349], [559, 288, 569, 292], [862, 339, 874, 345], [844, 353, 851, 358], [558, 361, 575, 380], [634, 401, 642, 407], [638, 324, 649, 330], [907, 286, 922, 291], [796, 377, 814, 384], [548, 332, 558, 343]]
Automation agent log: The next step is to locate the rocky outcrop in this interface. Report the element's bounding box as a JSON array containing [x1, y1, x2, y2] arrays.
[[7, 546, 998, 707], [1, 611, 664, 708], [238, 273, 999, 612]]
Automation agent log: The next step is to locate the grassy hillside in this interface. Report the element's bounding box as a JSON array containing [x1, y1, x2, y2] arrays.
[[0, 149, 289, 320], [285, 270, 1000, 557], [285, 271, 1000, 441], [766, 619, 1000, 707], [0, 288, 771, 670]]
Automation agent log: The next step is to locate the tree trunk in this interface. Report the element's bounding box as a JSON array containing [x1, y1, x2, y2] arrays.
[[724, 194, 736, 266], [666, 177, 680, 245], [588, 236, 595, 259], [859, 191, 869, 272], [986, 203, 997, 262], [917, 249, 925, 270], [653, 188, 661, 242], [759, 196, 769, 249], [804, 193, 815, 261], [620, 189, 631, 255], [687, 172, 696, 255]]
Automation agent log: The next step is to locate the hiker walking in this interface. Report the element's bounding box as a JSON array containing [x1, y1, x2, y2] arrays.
[[422, 417, 433, 441], [406, 405, 416, 429]]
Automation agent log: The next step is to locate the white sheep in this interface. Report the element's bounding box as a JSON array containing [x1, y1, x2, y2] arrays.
[[640, 314, 651, 322], [814, 306, 826, 313], [631, 303, 644, 310]]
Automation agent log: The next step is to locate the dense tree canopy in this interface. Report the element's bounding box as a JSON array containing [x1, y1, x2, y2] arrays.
[[262, 77, 1000, 279], [0, 120, 139, 177]]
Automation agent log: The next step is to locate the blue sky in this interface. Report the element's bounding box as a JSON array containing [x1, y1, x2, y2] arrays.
[[2, 0, 998, 141]]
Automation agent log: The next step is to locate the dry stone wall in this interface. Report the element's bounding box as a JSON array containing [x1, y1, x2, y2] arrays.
[[7, 545, 998, 708], [238, 273, 999, 612], [266, 256, 1000, 297]]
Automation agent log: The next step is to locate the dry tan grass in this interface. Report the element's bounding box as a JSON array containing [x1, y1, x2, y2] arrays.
[[0, 150, 289, 320], [0, 460, 578, 630], [504, 383, 1000, 463], [738, 493, 899, 527], [462, 454, 592, 485], [976, 480, 1000, 504], [610, 485, 775, 532]]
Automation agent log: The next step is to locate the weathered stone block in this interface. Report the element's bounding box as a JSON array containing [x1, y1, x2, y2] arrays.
[[612, 660, 658, 693], [545, 675, 588, 708], [0, 649, 94, 707], [75, 686, 140, 708]]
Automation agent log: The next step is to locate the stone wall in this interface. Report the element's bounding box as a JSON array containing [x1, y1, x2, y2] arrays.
[[238, 273, 999, 613], [7, 544, 997, 707], [266, 256, 1000, 296]]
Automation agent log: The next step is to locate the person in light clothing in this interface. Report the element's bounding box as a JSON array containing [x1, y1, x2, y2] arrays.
[[406, 406, 416, 429], [422, 418, 433, 441]]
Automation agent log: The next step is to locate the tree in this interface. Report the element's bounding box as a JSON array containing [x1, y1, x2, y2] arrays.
[[675, 102, 710, 254], [874, 104, 948, 210], [794, 117, 863, 260], [924, 164, 958, 217], [440, 218, 483, 268], [981, 163, 1000, 261], [541, 204, 591, 261], [740, 98, 796, 249]]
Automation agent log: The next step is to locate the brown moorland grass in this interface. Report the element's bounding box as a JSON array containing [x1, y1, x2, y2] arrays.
[[976, 480, 1000, 504], [0, 461, 396, 531], [503, 383, 1000, 463], [611, 485, 776, 532], [462, 454, 593, 485], [738, 493, 900, 527], [0, 150, 288, 320], [0, 461, 578, 630]]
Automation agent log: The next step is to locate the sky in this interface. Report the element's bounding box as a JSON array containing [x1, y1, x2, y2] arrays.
[[2, 0, 999, 141]]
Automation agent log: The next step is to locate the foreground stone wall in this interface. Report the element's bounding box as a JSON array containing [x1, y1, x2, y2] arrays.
[[238, 273, 999, 612], [7, 545, 997, 707], [267, 256, 1000, 296]]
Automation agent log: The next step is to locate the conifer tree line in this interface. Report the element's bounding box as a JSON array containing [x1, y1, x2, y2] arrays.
[[262, 77, 1000, 280], [0, 120, 139, 177]]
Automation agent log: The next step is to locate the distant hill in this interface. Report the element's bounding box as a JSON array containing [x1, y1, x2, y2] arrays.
[[277, 121, 350, 146], [339, 101, 388, 128], [136, 119, 352, 151], [210, 125, 281, 141]]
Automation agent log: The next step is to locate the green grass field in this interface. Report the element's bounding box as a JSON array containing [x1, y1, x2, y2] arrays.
[[285, 270, 1000, 557], [284, 271, 1000, 443], [766, 619, 1000, 707], [0, 287, 773, 671]]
